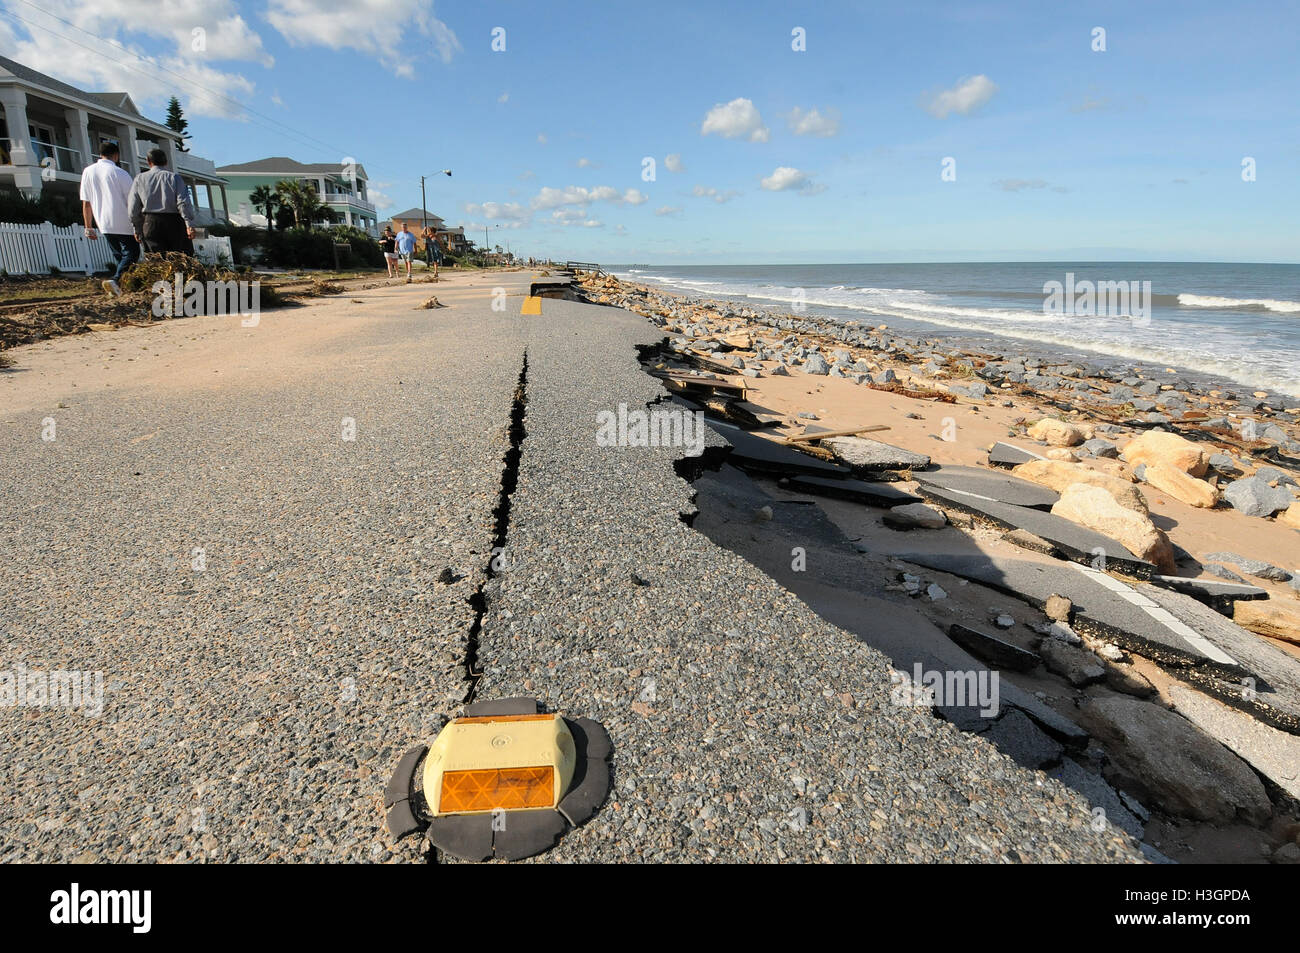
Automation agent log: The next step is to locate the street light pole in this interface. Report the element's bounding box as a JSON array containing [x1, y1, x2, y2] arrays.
[[420, 169, 452, 233]]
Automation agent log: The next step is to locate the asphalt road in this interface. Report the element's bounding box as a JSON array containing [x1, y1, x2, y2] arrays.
[[0, 273, 1142, 863]]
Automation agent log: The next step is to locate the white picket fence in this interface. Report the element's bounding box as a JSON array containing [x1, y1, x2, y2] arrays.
[[0, 221, 232, 275]]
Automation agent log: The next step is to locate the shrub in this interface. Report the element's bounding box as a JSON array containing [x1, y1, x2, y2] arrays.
[[207, 223, 383, 270], [0, 188, 80, 227]]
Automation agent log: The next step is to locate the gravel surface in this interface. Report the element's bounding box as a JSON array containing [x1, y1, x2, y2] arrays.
[[1, 278, 1144, 862]]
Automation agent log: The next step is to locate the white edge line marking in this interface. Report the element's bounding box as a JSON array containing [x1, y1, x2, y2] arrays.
[[1070, 564, 1239, 667]]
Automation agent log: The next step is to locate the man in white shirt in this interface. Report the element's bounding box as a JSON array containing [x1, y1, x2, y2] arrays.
[[80, 141, 139, 296]]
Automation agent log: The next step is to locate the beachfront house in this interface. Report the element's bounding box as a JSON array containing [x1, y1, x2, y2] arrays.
[[219, 157, 379, 236], [440, 225, 472, 255], [387, 206, 444, 238], [0, 55, 231, 226]]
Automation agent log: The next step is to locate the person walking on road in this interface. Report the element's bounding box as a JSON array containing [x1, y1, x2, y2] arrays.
[[395, 222, 416, 282], [79, 141, 138, 296], [129, 149, 197, 255], [379, 226, 398, 277], [421, 225, 443, 279]]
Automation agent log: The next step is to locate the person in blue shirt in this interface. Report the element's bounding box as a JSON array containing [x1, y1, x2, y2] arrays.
[[395, 222, 416, 282]]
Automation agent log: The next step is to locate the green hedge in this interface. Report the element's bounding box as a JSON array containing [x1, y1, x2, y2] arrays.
[[207, 223, 384, 270], [0, 188, 80, 227]]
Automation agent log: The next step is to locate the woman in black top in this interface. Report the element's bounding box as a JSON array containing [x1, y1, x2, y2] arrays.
[[379, 226, 398, 277]]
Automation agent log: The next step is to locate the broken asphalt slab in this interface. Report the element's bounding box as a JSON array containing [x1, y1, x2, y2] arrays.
[[896, 552, 1300, 733], [1151, 574, 1269, 616], [824, 436, 932, 475], [706, 420, 851, 478], [779, 473, 922, 507], [914, 483, 1155, 577], [987, 441, 1047, 468], [916, 464, 1060, 510]]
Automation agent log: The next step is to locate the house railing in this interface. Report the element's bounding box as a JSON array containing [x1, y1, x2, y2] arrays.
[[1, 139, 83, 172], [0, 220, 232, 275]]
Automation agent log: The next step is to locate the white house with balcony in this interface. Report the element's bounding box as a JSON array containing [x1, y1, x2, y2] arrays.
[[0, 55, 230, 226], [217, 157, 379, 236]]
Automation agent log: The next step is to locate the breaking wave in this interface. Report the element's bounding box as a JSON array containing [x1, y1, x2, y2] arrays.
[[1177, 293, 1300, 313]]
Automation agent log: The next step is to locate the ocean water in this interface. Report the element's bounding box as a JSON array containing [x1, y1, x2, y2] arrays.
[[610, 262, 1300, 397]]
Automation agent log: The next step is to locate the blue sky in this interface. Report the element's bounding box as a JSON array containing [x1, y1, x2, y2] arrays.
[[2, 0, 1297, 262]]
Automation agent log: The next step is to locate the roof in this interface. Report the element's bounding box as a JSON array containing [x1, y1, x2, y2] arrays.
[[216, 156, 369, 179], [388, 207, 445, 225], [0, 55, 165, 129]]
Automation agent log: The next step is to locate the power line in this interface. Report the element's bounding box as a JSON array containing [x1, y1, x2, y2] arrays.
[[1, 1, 341, 157]]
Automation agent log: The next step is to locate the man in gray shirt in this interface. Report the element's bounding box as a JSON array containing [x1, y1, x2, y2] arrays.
[[129, 148, 197, 255]]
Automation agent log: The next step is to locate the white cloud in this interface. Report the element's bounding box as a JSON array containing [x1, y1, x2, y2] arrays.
[[498, 91, 509, 104], [786, 107, 840, 137], [576, 157, 594, 168], [368, 182, 395, 211], [265, 0, 461, 73], [537, 133, 548, 145], [465, 201, 530, 221], [993, 178, 1048, 192], [924, 74, 997, 118], [664, 153, 684, 173], [759, 166, 822, 194], [550, 208, 602, 227], [692, 185, 740, 204], [531, 185, 646, 210], [0, 1, 265, 118], [518, 170, 536, 181], [655, 205, 682, 216], [701, 97, 769, 142]]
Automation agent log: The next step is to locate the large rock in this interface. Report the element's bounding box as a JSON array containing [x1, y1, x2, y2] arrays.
[[1028, 417, 1086, 447], [1050, 484, 1175, 573], [802, 354, 830, 375], [1079, 696, 1272, 825], [883, 502, 947, 529], [1233, 600, 1300, 645], [1143, 464, 1220, 508], [1121, 431, 1210, 477], [1223, 476, 1295, 518], [1013, 460, 1148, 513]]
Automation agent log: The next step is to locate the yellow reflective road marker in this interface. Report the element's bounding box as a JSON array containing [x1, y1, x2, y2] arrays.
[[384, 696, 613, 861], [521, 295, 542, 314], [423, 713, 576, 815]]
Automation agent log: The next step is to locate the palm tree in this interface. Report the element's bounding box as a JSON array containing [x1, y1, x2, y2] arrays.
[[249, 185, 279, 233], [274, 179, 323, 229]]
